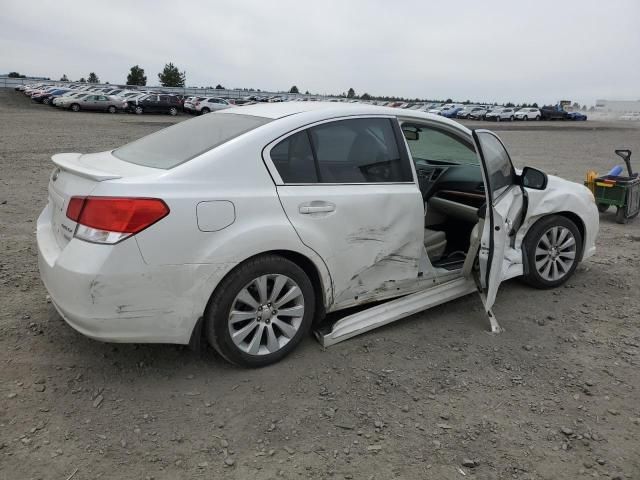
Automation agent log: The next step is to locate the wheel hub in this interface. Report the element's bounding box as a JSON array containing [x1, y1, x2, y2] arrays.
[[257, 303, 277, 323]]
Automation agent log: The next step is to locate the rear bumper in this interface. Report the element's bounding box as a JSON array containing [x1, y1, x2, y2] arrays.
[[37, 204, 235, 344]]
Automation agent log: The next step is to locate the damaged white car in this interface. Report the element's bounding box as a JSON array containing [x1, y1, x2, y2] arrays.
[[37, 103, 599, 367]]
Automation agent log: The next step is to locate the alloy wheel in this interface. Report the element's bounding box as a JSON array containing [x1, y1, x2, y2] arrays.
[[228, 274, 305, 356], [534, 226, 577, 282]]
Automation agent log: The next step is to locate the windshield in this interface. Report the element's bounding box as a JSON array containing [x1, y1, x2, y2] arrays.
[[113, 113, 271, 169], [403, 123, 478, 166]]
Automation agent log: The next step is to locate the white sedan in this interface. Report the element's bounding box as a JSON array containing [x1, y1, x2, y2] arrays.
[[37, 103, 599, 367]]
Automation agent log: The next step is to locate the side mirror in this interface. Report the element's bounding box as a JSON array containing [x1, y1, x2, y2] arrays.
[[521, 166, 548, 190]]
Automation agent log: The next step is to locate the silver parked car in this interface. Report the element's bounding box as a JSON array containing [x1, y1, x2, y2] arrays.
[[66, 94, 126, 113]]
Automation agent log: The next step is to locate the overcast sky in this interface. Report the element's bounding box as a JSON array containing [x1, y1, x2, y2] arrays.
[[2, 0, 639, 105]]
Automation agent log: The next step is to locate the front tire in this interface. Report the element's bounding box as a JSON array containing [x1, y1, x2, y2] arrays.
[[134, 106, 143, 115], [200, 107, 210, 114], [169, 106, 178, 116], [205, 255, 315, 367], [522, 215, 582, 289], [70, 103, 80, 112], [108, 105, 117, 114], [597, 203, 609, 213]]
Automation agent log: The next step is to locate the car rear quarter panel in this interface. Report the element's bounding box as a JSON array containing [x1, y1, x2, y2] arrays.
[[89, 128, 334, 308]]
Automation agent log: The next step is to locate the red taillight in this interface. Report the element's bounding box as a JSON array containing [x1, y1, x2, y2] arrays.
[[66, 196, 169, 234], [66, 196, 85, 221]]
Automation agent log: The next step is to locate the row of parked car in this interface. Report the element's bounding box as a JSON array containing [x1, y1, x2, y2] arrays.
[[16, 83, 238, 116], [375, 102, 587, 121], [15, 82, 588, 121]]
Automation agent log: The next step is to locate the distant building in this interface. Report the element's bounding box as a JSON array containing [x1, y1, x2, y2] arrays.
[[595, 99, 640, 113]]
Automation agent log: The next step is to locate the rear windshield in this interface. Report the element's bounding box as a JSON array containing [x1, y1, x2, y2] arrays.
[[113, 113, 271, 169]]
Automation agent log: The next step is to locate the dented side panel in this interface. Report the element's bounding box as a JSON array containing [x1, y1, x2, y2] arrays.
[[276, 183, 425, 311]]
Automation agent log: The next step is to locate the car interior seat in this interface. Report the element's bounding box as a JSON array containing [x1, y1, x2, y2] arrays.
[[424, 228, 446, 261]]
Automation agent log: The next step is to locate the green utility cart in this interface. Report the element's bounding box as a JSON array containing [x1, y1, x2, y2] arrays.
[[586, 149, 640, 224]]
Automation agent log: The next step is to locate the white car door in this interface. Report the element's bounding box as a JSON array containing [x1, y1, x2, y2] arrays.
[[472, 129, 525, 313], [266, 116, 424, 310]]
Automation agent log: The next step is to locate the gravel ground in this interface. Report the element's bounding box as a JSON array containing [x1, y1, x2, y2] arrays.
[[1, 90, 639, 480]]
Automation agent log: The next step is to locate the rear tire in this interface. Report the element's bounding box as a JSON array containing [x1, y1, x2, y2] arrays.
[[70, 103, 80, 112], [522, 215, 582, 289], [205, 255, 315, 368], [535, 115, 541, 121], [597, 203, 609, 213], [108, 105, 117, 114], [134, 106, 143, 115], [169, 107, 178, 116], [522, 116, 527, 121], [201, 107, 210, 114]]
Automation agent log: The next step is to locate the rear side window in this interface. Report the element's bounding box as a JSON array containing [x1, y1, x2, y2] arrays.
[[113, 113, 271, 169], [270, 131, 318, 183], [270, 118, 411, 183]]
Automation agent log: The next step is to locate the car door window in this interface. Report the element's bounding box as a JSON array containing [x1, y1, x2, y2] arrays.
[[402, 124, 478, 165], [270, 131, 318, 183], [474, 131, 515, 200], [309, 118, 410, 183]]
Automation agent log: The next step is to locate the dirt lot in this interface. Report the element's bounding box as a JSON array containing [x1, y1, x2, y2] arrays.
[[1, 89, 639, 480]]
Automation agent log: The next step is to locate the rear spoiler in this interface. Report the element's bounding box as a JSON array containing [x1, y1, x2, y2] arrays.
[[52, 153, 122, 181]]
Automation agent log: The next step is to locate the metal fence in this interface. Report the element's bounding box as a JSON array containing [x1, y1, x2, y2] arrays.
[[0, 76, 328, 101]]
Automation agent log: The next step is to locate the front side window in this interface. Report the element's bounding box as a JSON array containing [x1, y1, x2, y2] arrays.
[[475, 131, 515, 199], [402, 123, 478, 166]]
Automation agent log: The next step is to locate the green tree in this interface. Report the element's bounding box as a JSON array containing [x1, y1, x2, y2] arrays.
[[78, 77, 86, 83], [305, 90, 310, 95], [532, 102, 538, 108], [158, 62, 186, 87], [59, 74, 69, 82], [360, 92, 371, 101], [215, 84, 225, 90], [445, 98, 453, 103], [347, 87, 356, 98], [8, 71, 25, 78], [126, 65, 147, 86], [289, 85, 299, 94], [87, 72, 99, 83]]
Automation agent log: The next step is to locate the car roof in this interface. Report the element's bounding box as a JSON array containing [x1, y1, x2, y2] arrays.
[[218, 101, 470, 132]]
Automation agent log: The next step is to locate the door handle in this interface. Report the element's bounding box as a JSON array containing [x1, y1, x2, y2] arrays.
[[299, 201, 336, 214]]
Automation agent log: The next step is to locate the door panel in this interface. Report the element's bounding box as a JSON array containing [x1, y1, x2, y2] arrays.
[[277, 184, 424, 309], [472, 130, 523, 310]]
